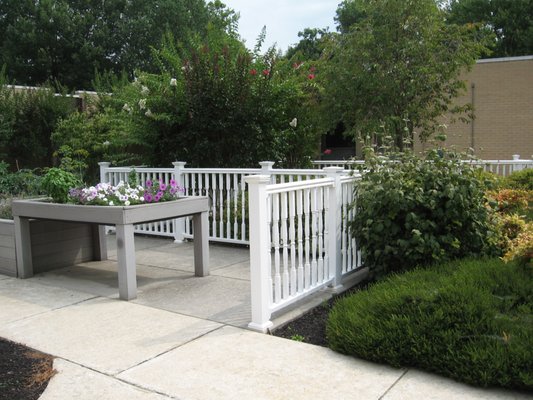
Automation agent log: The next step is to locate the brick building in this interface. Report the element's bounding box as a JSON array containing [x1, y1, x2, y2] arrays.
[[415, 55, 533, 160]]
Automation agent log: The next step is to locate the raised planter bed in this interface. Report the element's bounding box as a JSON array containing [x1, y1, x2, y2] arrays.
[[11, 197, 210, 300]]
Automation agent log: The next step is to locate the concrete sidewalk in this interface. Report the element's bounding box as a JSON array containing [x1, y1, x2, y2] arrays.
[[0, 237, 530, 399]]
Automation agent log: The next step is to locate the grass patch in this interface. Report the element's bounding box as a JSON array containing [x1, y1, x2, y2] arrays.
[[326, 258, 533, 391]]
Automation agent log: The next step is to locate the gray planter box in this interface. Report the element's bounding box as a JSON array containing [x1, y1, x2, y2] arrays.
[[12, 197, 210, 300], [0, 217, 99, 277]]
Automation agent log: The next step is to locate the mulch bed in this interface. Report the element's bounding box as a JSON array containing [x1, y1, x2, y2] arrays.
[[0, 338, 55, 400], [272, 284, 367, 346]]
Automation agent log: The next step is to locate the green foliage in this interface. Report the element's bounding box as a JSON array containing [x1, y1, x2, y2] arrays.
[[54, 34, 321, 170], [0, 0, 235, 89], [0, 161, 43, 198], [446, 0, 533, 57], [502, 169, 533, 191], [350, 150, 496, 276], [324, 0, 488, 149], [0, 69, 76, 169], [327, 258, 533, 390], [41, 168, 81, 203]]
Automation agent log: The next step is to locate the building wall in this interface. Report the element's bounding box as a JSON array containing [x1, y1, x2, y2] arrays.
[[415, 56, 533, 160]]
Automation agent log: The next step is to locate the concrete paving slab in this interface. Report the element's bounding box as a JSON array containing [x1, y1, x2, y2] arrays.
[[0, 273, 10, 280], [0, 278, 94, 326], [31, 260, 192, 298], [106, 234, 173, 257], [133, 275, 251, 327], [0, 297, 221, 375], [40, 358, 171, 400], [119, 325, 404, 400], [383, 369, 532, 400], [211, 260, 250, 281], [152, 241, 250, 268]]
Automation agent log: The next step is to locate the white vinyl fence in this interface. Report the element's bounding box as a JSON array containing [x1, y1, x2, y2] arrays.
[[99, 161, 331, 244], [313, 158, 533, 176], [245, 168, 363, 331]]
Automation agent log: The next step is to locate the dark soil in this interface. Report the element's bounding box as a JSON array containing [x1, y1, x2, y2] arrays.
[[272, 285, 367, 346], [0, 338, 55, 400]]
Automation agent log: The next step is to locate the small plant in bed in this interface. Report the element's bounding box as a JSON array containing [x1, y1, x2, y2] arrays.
[[326, 258, 533, 391]]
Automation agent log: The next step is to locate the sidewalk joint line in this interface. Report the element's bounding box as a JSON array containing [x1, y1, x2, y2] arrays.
[[379, 368, 409, 400]]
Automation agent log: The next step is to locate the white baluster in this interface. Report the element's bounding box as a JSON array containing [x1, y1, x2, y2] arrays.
[[304, 188, 311, 289], [289, 190, 297, 296], [281, 192, 289, 299], [317, 187, 324, 283], [297, 189, 304, 293], [272, 193, 281, 303], [226, 173, 231, 240], [311, 187, 318, 286]]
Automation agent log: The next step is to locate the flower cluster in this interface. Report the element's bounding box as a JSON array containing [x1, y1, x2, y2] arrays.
[[68, 179, 184, 206], [143, 179, 184, 203]]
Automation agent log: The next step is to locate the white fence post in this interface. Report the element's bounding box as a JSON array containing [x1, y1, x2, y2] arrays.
[[98, 161, 110, 183], [324, 167, 344, 290], [259, 161, 275, 183], [172, 161, 187, 243], [245, 174, 273, 332]]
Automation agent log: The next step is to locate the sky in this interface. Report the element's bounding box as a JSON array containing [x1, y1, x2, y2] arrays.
[[220, 0, 340, 52]]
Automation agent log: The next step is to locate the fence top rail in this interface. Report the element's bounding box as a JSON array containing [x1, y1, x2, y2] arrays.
[[182, 168, 261, 174], [340, 174, 361, 184], [105, 167, 174, 173], [266, 177, 334, 194]]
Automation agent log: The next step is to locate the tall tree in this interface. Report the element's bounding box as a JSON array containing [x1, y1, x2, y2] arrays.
[[0, 0, 237, 89], [322, 0, 487, 150], [446, 0, 533, 57]]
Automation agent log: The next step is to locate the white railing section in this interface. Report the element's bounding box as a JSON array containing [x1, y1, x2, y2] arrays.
[[245, 168, 362, 332], [98, 161, 330, 244], [313, 158, 532, 176]]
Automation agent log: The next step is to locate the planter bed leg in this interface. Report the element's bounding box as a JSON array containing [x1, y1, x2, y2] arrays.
[[193, 211, 209, 277], [116, 224, 137, 300], [14, 216, 33, 278]]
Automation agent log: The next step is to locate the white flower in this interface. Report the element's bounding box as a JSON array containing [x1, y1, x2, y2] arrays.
[[138, 99, 147, 110], [139, 196, 144, 202], [170, 78, 177, 86], [141, 85, 149, 95], [108, 201, 114, 206], [103, 140, 110, 146], [122, 103, 132, 113], [289, 118, 297, 128], [124, 200, 130, 206], [145, 109, 152, 117]]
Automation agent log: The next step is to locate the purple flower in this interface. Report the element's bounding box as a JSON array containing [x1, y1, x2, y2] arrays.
[[160, 183, 167, 191], [144, 193, 153, 203], [154, 194, 162, 202], [170, 179, 177, 187], [169, 187, 177, 195], [146, 180, 153, 187]]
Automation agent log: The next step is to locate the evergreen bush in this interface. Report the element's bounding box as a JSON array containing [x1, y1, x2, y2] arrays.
[[327, 258, 533, 390]]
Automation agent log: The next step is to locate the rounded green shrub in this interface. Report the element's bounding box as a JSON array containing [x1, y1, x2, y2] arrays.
[[502, 169, 533, 191], [41, 168, 81, 203], [350, 150, 496, 276], [327, 258, 533, 390]]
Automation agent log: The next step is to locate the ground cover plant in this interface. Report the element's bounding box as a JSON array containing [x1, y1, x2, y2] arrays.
[[326, 258, 533, 390]]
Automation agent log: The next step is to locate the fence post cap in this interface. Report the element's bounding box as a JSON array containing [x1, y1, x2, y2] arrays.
[[172, 161, 187, 168], [259, 161, 275, 168], [98, 161, 111, 167], [244, 174, 271, 184]]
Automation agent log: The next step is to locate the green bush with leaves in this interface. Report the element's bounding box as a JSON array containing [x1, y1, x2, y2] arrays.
[[0, 67, 76, 169], [350, 150, 496, 276], [41, 168, 81, 203], [0, 162, 43, 198], [53, 33, 321, 171], [327, 258, 533, 390], [502, 168, 533, 191]]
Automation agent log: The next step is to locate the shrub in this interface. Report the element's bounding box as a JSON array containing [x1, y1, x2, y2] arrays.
[[502, 226, 533, 269], [0, 68, 76, 169], [350, 150, 496, 276], [487, 189, 531, 215], [502, 169, 533, 191], [327, 258, 533, 390], [41, 168, 81, 203]]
